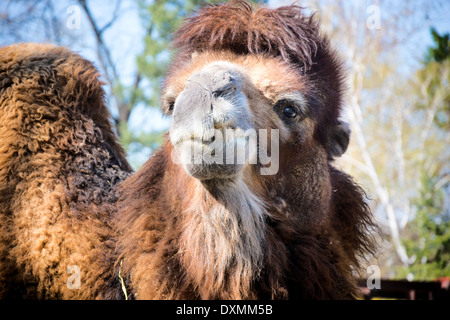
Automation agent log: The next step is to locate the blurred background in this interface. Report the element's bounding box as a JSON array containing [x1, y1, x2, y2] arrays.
[[1, 0, 449, 286]]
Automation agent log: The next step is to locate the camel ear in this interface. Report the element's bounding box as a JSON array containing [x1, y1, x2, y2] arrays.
[[329, 121, 351, 158]]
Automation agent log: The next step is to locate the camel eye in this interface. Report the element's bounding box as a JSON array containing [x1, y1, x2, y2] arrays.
[[282, 106, 298, 119], [274, 98, 307, 122], [166, 100, 175, 115]]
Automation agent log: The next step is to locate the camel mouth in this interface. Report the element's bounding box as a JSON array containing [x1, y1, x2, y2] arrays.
[[171, 126, 282, 178], [172, 130, 253, 180]]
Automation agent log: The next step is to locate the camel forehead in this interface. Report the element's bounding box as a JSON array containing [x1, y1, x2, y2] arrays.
[[164, 52, 306, 102]]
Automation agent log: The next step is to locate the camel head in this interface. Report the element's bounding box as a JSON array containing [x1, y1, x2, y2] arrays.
[[163, 2, 350, 187]]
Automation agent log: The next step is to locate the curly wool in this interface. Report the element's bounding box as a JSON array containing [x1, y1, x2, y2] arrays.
[[0, 43, 131, 299]]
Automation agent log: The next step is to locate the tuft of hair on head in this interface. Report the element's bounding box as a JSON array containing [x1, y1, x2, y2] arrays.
[[172, 0, 322, 71]]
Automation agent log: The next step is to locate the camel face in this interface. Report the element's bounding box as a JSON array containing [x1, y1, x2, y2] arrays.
[[165, 52, 318, 181], [170, 62, 257, 180]]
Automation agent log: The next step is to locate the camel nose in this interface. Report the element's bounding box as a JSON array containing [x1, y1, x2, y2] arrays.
[[175, 67, 238, 115], [170, 66, 241, 144], [174, 81, 213, 123], [170, 80, 215, 143]]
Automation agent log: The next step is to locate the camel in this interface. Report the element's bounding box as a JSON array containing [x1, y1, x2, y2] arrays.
[[0, 1, 376, 300]]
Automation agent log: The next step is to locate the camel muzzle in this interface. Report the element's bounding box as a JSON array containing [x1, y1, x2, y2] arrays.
[[169, 62, 255, 180]]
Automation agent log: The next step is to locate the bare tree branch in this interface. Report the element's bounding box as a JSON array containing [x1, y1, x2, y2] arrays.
[[99, 0, 122, 34], [78, 0, 120, 83], [78, 0, 157, 132]]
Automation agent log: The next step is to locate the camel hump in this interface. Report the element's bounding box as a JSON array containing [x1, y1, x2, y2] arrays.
[[0, 43, 131, 299], [1, 43, 106, 126], [0, 42, 131, 171]]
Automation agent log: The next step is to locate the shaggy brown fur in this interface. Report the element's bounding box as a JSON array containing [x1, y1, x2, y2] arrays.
[[0, 43, 131, 299], [112, 1, 377, 300], [114, 142, 375, 299]]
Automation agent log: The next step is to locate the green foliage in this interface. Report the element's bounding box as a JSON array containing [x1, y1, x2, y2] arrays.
[[119, 120, 164, 151], [399, 171, 450, 280], [426, 28, 450, 63]]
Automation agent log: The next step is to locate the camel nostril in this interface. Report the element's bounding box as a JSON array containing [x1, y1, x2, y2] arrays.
[[211, 136, 215, 142]]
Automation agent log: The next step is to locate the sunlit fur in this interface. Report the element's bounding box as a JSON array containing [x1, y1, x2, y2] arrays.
[[0, 43, 131, 299]]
